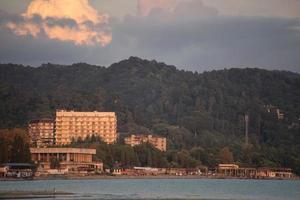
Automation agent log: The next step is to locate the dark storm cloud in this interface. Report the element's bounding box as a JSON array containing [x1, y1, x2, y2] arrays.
[[0, 28, 83, 66], [45, 17, 78, 28], [0, 9, 23, 24], [109, 12, 300, 72], [0, 11, 79, 29]]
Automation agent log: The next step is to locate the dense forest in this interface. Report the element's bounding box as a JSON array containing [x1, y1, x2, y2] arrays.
[[0, 57, 299, 173]]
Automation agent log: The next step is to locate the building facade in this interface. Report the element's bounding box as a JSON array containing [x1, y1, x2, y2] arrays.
[[265, 105, 285, 120], [0, 163, 35, 178], [124, 134, 167, 151], [55, 110, 117, 145], [30, 148, 103, 173], [216, 164, 293, 178], [28, 119, 54, 147]]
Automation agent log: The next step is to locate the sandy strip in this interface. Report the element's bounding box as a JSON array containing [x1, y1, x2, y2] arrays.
[[0, 191, 73, 199]]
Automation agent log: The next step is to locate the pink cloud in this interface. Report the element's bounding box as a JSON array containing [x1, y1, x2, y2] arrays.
[[6, 0, 112, 46]]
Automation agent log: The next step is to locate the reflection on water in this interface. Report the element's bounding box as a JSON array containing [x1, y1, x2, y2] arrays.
[[0, 179, 300, 200]]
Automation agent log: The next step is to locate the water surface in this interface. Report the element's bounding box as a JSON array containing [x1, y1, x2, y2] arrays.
[[0, 179, 299, 200]]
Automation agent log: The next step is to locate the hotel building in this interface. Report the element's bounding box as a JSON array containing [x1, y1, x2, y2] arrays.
[[124, 134, 167, 151], [28, 119, 55, 147], [55, 110, 117, 145]]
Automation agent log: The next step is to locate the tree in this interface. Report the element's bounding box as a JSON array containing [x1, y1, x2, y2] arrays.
[[10, 135, 31, 163], [219, 147, 234, 164], [0, 128, 31, 163], [50, 157, 61, 169], [0, 139, 9, 163], [1, 61, 300, 174]]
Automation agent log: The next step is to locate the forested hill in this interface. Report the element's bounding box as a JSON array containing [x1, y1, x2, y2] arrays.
[[1, 57, 300, 171]]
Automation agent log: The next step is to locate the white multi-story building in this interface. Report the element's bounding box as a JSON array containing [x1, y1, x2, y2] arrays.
[[55, 110, 117, 145], [28, 119, 54, 147], [124, 134, 167, 151]]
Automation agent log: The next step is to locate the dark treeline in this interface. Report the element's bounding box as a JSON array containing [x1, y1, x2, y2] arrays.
[[0, 57, 300, 173], [68, 136, 168, 169], [0, 129, 31, 164], [67, 135, 231, 169]]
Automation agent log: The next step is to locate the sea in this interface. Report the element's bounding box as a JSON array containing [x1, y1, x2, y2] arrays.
[[0, 179, 299, 200]]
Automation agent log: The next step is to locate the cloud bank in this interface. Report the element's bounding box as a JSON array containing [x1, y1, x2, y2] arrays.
[[6, 0, 112, 46], [138, 0, 300, 19], [0, 0, 300, 73], [202, 0, 300, 19], [137, 0, 217, 18], [138, 0, 173, 16], [119, 0, 300, 72]]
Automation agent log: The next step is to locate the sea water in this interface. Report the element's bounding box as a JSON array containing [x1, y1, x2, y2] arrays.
[[0, 179, 299, 200]]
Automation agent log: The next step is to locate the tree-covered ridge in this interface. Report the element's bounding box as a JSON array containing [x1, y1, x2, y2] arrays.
[[0, 57, 299, 173]]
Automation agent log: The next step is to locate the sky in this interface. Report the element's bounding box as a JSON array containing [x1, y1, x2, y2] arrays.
[[0, 0, 300, 72]]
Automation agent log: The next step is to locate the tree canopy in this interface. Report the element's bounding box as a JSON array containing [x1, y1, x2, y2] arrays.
[[0, 57, 299, 173]]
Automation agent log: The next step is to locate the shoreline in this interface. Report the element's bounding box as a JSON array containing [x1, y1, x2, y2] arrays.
[[1, 175, 299, 181], [0, 190, 73, 199]]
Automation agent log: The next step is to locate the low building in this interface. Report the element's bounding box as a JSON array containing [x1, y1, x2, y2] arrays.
[[166, 168, 188, 176], [218, 164, 239, 170], [265, 105, 284, 120], [121, 167, 167, 176], [28, 119, 54, 147], [217, 164, 257, 177], [257, 168, 293, 178], [124, 134, 167, 151], [217, 164, 294, 179], [217, 164, 240, 177], [30, 148, 103, 174], [0, 163, 35, 178]]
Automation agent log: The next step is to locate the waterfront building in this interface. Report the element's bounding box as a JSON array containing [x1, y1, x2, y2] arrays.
[[257, 167, 293, 178], [124, 134, 167, 151], [55, 110, 117, 145], [0, 163, 35, 178], [217, 164, 294, 178], [218, 164, 239, 170], [28, 119, 54, 147], [30, 148, 103, 173]]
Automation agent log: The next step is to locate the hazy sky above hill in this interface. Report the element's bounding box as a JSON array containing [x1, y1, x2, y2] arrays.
[[0, 0, 300, 72]]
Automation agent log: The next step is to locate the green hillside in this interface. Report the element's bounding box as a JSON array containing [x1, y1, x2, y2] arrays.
[[0, 57, 299, 173]]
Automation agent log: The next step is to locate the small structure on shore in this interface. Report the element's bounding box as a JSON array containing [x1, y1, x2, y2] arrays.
[[217, 164, 294, 179], [0, 163, 35, 178]]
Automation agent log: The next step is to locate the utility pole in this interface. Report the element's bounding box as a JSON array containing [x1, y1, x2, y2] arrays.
[[245, 114, 249, 145]]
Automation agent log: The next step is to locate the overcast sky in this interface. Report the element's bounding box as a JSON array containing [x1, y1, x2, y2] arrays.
[[0, 0, 300, 72]]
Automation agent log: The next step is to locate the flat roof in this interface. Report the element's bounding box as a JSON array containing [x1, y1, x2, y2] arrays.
[[29, 119, 54, 123], [56, 110, 116, 117], [1, 163, 35, 167], [126, 134, 165, 139], [30, 148, 96, 154]]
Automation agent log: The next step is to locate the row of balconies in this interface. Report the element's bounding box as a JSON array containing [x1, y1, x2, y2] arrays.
[[55, 132, 116, 136], [56, 118, 116, 121], [57, 128, 116, 132], [29, 123, 53, 126], [31, 121, 116, 126], [56, 125, 116, 128], [29, 127, 53, 130], [56, 129, 116, 133], [29, 131, 54, 134], [58, 128, 114, 132], [61, 123, 115, 125]]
